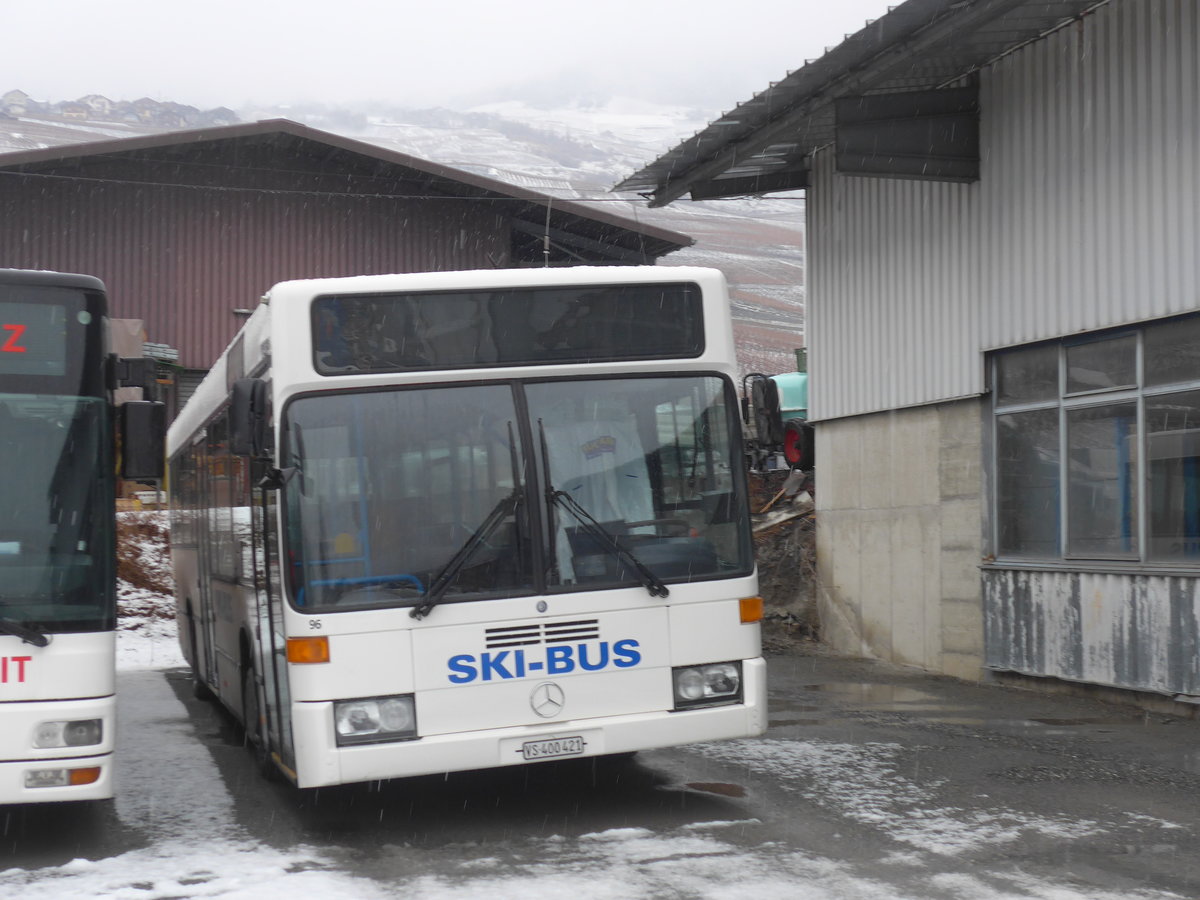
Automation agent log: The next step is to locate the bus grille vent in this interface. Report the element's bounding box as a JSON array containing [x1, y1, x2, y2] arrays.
[[485, 619, 600, 649]]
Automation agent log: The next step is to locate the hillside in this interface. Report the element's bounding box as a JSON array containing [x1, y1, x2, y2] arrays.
[[0, 96, 805, 377]]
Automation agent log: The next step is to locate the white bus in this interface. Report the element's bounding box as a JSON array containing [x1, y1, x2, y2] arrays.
[[168, 266, 765, 788], [0, 268, 163, 804]]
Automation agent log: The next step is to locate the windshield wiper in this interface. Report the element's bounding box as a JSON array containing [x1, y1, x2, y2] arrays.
[[547, 489, 670, 598], [536, 418, 668, 599], [0, 616, 50, 648], [410, 488, 522, 620]]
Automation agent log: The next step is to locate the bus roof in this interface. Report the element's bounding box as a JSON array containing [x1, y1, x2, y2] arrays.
[[0, 268, 106, 292], [168, 266, 734, 455], [264, 265, 725, 300]]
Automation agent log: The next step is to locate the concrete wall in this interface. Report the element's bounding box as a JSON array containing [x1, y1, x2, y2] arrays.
[[815, 397, 984, 680]]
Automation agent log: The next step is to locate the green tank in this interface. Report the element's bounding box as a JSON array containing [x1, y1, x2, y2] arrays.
[[771, 371, 808, 420]]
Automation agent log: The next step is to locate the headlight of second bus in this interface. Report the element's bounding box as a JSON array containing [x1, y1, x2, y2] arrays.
[[33, 719, 103, 748], [333, 695, 418, 746], [672, 662, 743, 709]]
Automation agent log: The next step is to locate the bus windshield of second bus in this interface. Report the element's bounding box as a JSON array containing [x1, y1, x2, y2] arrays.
[[0, 395, 113, 636]]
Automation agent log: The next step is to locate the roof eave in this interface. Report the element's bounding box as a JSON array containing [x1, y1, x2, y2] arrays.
[[616, 0, 1108, 205], [0, 118, 692, 252]]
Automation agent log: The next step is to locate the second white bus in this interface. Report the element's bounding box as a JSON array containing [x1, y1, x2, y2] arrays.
[[168, 266, 766, 788], [0, 268, 163, 804]]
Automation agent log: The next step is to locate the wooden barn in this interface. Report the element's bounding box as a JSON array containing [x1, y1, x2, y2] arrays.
[[0, 118, 690, 413]]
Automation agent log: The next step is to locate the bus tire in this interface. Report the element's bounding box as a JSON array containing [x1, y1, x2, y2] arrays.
[[188, 607, 215, 701], [241, 661, 274, 778]]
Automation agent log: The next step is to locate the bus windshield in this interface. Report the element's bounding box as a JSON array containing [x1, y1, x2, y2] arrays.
[[283, 375, 750, 611], [0, 394, 115, 631]]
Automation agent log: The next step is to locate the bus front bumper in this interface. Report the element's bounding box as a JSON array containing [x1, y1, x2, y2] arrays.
[[289, 657, 767, 789], [0, 753, 114, 803], [0, 695, 115, 804]]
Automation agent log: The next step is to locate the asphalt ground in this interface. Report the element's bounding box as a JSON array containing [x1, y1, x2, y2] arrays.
[[712, 640, 1200, 896]]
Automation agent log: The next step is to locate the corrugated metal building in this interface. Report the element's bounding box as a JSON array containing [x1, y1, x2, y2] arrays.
[[619, 0, 1200, 701], [0, 119, 691, 411]]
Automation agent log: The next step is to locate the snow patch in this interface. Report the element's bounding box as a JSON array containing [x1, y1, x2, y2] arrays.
[[0, 843, 387, 900], [689, 739, 1104, 856]]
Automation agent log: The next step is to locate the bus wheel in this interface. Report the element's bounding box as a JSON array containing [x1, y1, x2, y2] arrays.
[[241, 662, 277, 780], [188, 610, 214, 701]]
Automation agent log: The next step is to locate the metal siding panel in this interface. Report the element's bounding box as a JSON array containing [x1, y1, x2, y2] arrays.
[[809, 0, 1200, 421], [984, 569, 1200, 696], [808, 149, 977, 421], [983, 0, 1199, 348], [0, 175, 512, 370]]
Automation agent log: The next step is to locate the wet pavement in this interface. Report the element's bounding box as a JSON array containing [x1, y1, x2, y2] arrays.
[[661, 642, 1200, 897]]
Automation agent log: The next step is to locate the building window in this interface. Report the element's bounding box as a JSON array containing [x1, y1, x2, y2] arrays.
[[991, 317, 1200, 565]]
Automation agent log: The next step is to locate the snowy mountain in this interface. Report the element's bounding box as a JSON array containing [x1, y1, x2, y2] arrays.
[[0, 97, 805, 376]]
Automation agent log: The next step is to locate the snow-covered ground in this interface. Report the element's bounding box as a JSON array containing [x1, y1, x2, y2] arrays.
[[114, 511, 186, 671]]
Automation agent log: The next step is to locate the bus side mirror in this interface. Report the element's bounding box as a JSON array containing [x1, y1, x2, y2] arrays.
[[120, 401, 166, 480], [230, 377, 269, 457], [114, 356, 158, 391]]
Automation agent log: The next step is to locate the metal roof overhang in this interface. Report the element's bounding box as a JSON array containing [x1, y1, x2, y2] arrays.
[[615, 0, 1107, 206], [0, 118, 693, 263]]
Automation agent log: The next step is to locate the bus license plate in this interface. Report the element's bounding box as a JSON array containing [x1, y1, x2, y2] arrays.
[[521, 736, 586, 761]]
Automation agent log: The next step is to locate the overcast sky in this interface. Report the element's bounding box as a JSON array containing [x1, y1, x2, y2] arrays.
[[10, 1, 893, 113]]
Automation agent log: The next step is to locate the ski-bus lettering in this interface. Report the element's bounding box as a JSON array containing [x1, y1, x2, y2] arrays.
[[446, 639, 642, 684]]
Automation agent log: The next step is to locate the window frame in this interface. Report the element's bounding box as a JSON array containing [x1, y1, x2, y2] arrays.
[[989, 315, 1200, 570]]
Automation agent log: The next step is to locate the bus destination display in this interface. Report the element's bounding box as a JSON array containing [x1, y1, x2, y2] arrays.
[[0, 301, 67, 377], [312, 282, 705, 375]]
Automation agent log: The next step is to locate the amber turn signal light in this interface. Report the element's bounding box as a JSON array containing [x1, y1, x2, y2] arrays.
[[739, 596, 764, 623], [287, 636, 330, 664]]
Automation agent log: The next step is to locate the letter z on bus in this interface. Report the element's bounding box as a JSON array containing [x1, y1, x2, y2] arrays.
[[446, 640, 641, 684]]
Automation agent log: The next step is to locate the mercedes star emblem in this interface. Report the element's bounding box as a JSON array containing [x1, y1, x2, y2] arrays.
[[530, 682, 565, 719]]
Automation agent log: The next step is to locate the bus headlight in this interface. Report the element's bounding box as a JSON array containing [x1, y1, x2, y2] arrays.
[[33, 719, 103, 748], [333, 695, 418, 746], [672, 662, 742, 709]]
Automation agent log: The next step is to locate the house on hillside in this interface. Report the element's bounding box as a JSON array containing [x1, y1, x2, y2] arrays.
[[161, 101, 203, 128], [201, 106, 239, 127], [620, 0, 1200, 703], [58, 101, 88, 120], [0, 118, 691, 416], [79, 94, 115, 117], [111, 101, 143, 124], [2, 90, 32, 116], [132, 97, 164, 122]]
